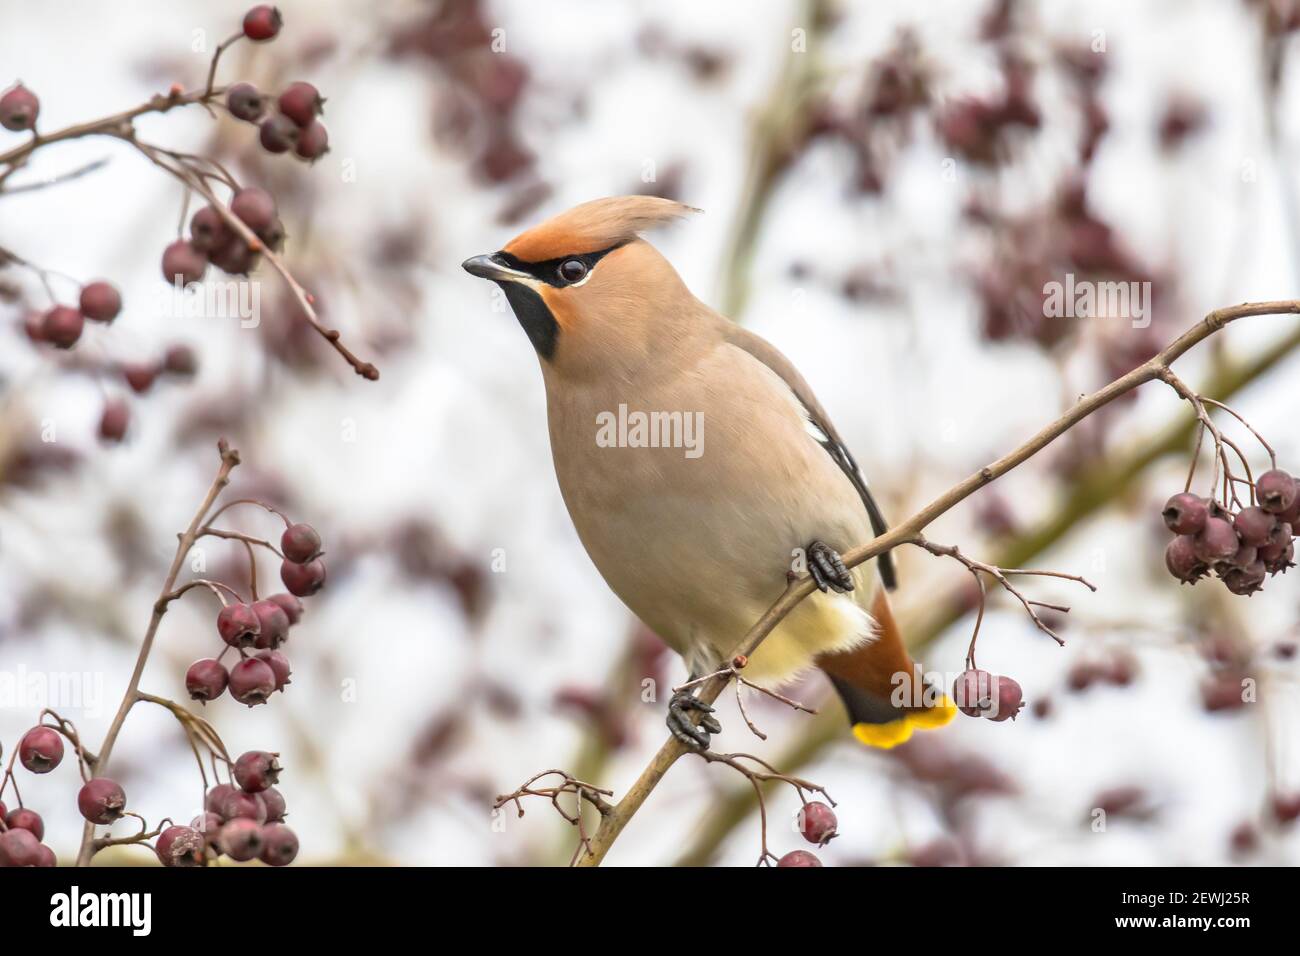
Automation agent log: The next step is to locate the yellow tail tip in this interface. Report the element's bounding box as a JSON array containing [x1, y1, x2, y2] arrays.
[[851, 696, 956, 749]]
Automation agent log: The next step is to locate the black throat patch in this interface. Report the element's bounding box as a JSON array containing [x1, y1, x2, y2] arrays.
[[499, 282, 558, 360]]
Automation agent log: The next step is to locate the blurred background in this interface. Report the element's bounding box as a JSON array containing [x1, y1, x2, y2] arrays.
[[2, 0, 1300, 866]]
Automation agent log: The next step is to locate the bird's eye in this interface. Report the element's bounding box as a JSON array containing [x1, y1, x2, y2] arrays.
[[558, 258, 588, 283]]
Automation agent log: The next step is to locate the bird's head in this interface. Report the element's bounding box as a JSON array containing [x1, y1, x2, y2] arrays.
[[462, 196, 699, 378]]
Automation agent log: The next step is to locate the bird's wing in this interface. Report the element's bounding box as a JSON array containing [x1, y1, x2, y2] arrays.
[[721, 324, 897, 589]]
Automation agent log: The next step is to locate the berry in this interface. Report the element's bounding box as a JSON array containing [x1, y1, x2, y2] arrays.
[[952, 668, 995, 717], [22, 310, 45, 343], [191, 812, 224, 848], [776, 850, 822, 867], [294, 121, 329, 161], [234, 750, 281, 793], [797, 801, 838, 845], [1193, 517, 1239, 564], [229, 657, 276, 706], [1233, 506, 1277, 548], [156, 825, 205, 867], [6, 807, 44, 840], [99, 397, 130, 443], [219, 818, 264, 861], [259, 113, 299, 153], [79, 281, 121, 323], [122, 361, 160, 394], [1202, 672, 1249, 712], [0, 828, 42, 867], [1257, 469, 1297, 514], [226, 82, 266, 122], [0, 83, 39, 131], [251, 599, 290, 649], [189, 205, 230, 253], [35, 845, 57, 867], [217, 602, 261, 647], [230, 186, 278, 233], [988, 675, 1024, 721], [18, 726, 64, 773], [205, 783, 236, 815], [259, 823, 298, 866], [163, 343, 198, 376], [1272, 793, 1300, 825], [281, 557, 326, 596], [1261, 538, 1295, 575], [78, 778, 126, 825], [257, 217, 286, 252], [220, 788, 268, 823], [41, 305, 84, 349], [161, 239, 207, 285], [260, 786, 287, 822], [243, 5, 283, 42], [255, 649, 292, 691], [209, 235, 260, 276], [1222, 560, 1266, 596], [185, 658, 229, 702], [281, 523, 322, 563], [278, 82, 324, 126], [1162, 493, 1208, 535], [1165, 535, 1207, 583], [267, 592, 303, 624]]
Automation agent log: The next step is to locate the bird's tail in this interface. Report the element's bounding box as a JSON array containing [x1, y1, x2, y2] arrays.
[[816, 588, 955, 749]]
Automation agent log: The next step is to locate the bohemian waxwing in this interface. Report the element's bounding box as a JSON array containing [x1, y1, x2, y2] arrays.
[[463, 196, 954, 749]]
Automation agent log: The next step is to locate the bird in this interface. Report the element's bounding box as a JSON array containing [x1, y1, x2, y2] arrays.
[[463, 196, 954, 749]]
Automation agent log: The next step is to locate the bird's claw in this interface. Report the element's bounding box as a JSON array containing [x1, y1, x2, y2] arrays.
[[667, 690, 722, 750], [807, 540, 854, 593]]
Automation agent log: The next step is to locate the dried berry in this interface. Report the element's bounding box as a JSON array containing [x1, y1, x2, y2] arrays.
[[79, 281, 122, 323], [281, 523, 322, 563], [1221, 560, 1266, 596], [0, 83, 39, 131], [229, 657, 276, 706], [18, 726, 64, 773], [280, 557, 326, 596], [77, 778, 126, 825], [217, 602, 261, 648], [156, 825, 205, 867], [242, 5, 283, 41], [1260, 538, 1295, 575], [226, 81, 266, 122], [1165, 535, 1207, 583], [185, 658, 229, 702], [259, 822, 298, 865], [1162, 492, 1208, 535], [797, 801, 838, 846]]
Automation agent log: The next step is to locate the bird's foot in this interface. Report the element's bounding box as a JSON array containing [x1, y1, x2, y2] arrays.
[[807, 540, 854, 593], [667, 689, 722, 750]]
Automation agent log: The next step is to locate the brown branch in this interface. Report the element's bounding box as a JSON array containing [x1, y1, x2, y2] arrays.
[[566, 299, 1300, 867]]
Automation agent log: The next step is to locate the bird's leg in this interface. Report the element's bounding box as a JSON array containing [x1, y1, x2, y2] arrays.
[[807, 540, 854, 593], [667, 673, 723, 750]]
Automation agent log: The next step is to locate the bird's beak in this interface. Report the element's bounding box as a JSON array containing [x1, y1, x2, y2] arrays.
[[461, 253, 531, 283]]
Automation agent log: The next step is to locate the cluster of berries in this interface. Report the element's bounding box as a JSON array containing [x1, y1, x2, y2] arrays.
[[953, 668, 1024, 722], [775, 801, 838, 867], [23, 280, 121, 350], [169, 751, 298, 867], [1163, 469, 1299, 595], [185, 523, 323, 707], [227, 79, 328, 162], [163, 186, 285, 285]]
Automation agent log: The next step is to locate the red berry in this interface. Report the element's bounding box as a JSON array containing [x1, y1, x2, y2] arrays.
[[952, 668, 995, 717], [22, 310, 45, 343], [79, 281, 121, 322], [259, 113, 299, 153], [259, 822, 298, 866], [250, 599, 290, 649], [230, 186, 278, 233], [776, 850, 822, 867], [156, 825, 205, 867], [0, 828, 43, 867], [988, 675, 1024, 721], [163, 343, 198, 376], [189, 205, 230, 253], [18, 726, 64, 773], [257, 217, 286, 252], [205, 783, 236, 815], [217, 602, 261, 647], [260, 786, 287, 822], [267, 592, 303, 624], [234, 750, 282, 793], [1233, 506, 1277, 548], [35, 844, 57, 867], [78, 778, 126, 825], [221, 788, 268, 824], [1162, 492, 1208, 535], [1258, 469, 1297, 514], [122, 361, 160, 394], [6, 807, 44, 840], [219, 818, 264, 861], [226, 81, 266, 122], [294, 121, 329, 161], [185, 658, 229, 702], [229, 657, 276, 706], [278, 82, 324, 126], [41, 305, 84, 349], [98, 397, 130, 443], [281, 557, 326, 596], [1165, 534, 1207, 583], [209, 235, 260, 276], [281, 523, 322, 563], [797, 801, 838, 846], [161, 239, 208, 285], [243, 5, 283, 42], [1193, 517, 1239, 564], [1272, 793, 1300, 825], [191, 811, 224, 848], [1222, 560, 1266, 596], [1202, 672, 1249, 712], [1260, 538, 1295, 575], [0, 83, 39, 131], [255, 649, 292, 691]]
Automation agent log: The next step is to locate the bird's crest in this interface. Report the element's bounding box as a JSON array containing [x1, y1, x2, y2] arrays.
[[503, 196, 699, 262]]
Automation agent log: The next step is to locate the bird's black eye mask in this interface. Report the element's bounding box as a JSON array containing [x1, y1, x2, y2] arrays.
[[494, 241, 627, 288]]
